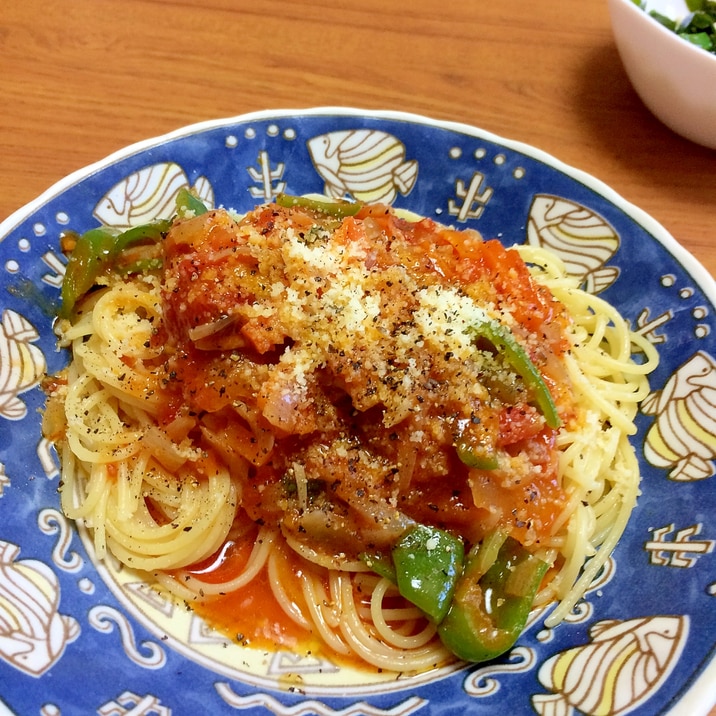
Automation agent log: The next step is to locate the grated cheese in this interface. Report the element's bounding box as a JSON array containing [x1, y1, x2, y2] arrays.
[[227, 213, 522, 429]]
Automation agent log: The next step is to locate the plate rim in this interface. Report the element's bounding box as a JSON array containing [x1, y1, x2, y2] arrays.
[[1, 106, 714, 301], [0, 106, 714, 715]]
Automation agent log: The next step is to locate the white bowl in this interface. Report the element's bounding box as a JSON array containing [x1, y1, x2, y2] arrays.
[[608, 0, 716, 149]]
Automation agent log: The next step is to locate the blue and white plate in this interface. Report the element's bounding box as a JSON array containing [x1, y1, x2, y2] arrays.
[[0, 108, 714, 716]]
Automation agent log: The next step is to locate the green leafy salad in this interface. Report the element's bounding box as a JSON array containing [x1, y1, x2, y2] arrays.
[[634, 0, 716, 53]]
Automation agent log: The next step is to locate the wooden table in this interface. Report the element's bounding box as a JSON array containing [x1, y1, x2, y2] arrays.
[[1, 1, 714, 714], [3, 0, 716, 280]]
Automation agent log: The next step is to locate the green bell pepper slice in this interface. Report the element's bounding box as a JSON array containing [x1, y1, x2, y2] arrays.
[[361, 526, 548, 662], [111, 219, 172, 255], [437, 535, 548, 662], [391, 524, 465, 623], [60, 188, 209, 318], [361, 524, 465, 623], [359, 550, 397, 583], [455, 438, 500, 470], [468, 320, 561, 429], [59, 219, 171, 319], [175, 186, 209, 219], [276, 193, 363, 218], [60, 227, 118, 319], [456, 318, 560, 470]]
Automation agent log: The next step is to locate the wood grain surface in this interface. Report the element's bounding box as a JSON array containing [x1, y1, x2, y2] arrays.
[[1, 1, 714, 714], [2, 1, 716, 280]]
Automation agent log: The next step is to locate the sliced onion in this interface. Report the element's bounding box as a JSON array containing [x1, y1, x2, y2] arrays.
[[187, 314, 237, 342]]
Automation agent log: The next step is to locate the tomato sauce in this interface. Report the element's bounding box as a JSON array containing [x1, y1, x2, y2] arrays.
[[158, 201, 573, 570], [182, 536, 313, 653]]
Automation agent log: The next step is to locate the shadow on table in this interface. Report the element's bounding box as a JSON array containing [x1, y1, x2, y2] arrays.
[[570, 42, 716, 209]]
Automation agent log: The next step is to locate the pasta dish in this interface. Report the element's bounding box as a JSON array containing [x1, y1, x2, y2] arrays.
[[42, 192, 658, 672]]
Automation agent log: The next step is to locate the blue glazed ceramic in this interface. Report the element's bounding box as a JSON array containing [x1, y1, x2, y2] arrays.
[[0, 108, 714, 716]]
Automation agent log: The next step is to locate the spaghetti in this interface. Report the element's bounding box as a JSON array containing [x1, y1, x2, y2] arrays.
[[43, 195, 658, 672]]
